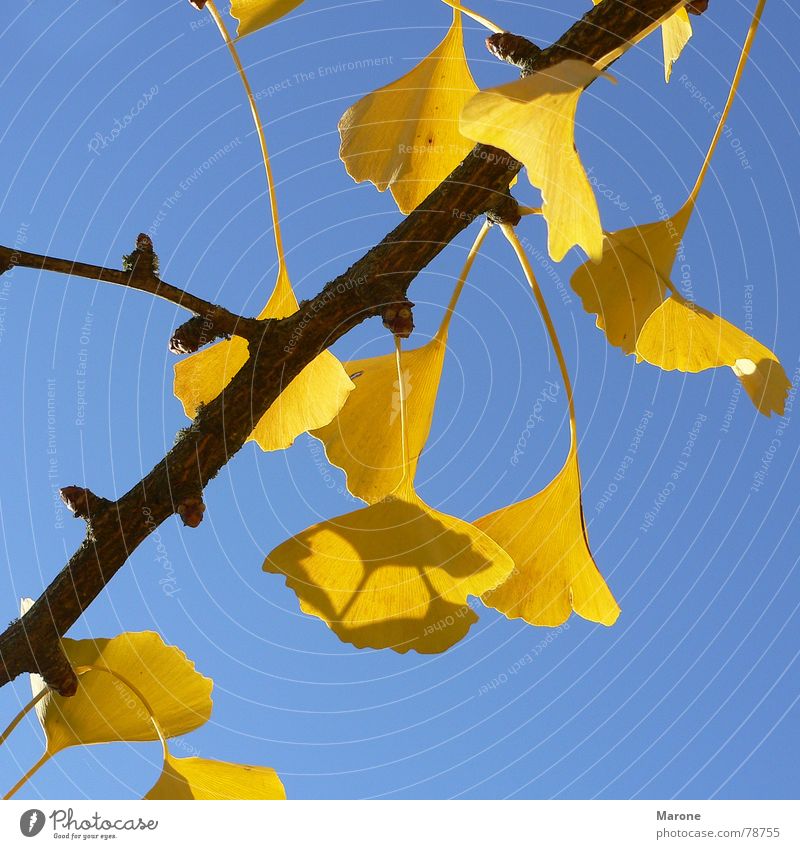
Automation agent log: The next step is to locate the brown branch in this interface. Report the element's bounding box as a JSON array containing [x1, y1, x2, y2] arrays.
[[0, 0, 689, 693], [0, 235, 262, 351]]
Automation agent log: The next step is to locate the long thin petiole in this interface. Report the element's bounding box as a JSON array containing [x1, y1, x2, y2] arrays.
[[501, 223, 578, 447], [394, 337, 411, 485], [0, 688, 48, 747], [440, 0, 504, 34], [686, 0, 768, 206], [73, 665, 169, 759], [3, 751, 52, 800], [206, 1, 287, 270], [435, 220, 491, 342], [2, 664, 170, 800]]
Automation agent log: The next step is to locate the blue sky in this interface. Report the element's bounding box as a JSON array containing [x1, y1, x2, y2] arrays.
[[0, 0, 798, 800]]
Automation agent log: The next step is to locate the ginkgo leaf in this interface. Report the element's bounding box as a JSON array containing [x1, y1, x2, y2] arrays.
[[338, 10, 479, 213], [636, 295, 791, 416], [661, 8, 693, 82], [460, 60, 608, 262], [591, 1, 691, 82], [311, 340, 447, 505], [30, 631, 213, 756], [231, 0, 304, 37], [145, 753, 286, 800], [264, 485, 514, 653], [477, 225, 619, 628], [312, 222, 489, 503], [477, 444, 620, 627], [174, 266, 353, 452], [571, 205, 691, 354]]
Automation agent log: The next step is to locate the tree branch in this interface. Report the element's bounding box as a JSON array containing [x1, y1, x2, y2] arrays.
[[0, 0, 688, 693], [0, 235, 262, 351]]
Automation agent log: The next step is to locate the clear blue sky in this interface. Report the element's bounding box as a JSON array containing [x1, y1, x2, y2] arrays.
[[0, 0, 798, 800]]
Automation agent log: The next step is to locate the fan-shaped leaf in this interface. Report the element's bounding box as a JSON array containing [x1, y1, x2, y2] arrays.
[[461, 60, 608, 262], [30, 631, 213, 756], [339, 10, 478, 213]]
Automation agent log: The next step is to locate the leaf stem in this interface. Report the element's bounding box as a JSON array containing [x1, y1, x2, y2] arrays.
[[73, 665, 169, 759], [501, 224, 577, 449], [686, 0, 767, 206], [207, 1, 287, 274], [435, 220, 491, 343], [394, 337, 412, 491], [0, 688, 48, 747], [3, 751, 52, 800]]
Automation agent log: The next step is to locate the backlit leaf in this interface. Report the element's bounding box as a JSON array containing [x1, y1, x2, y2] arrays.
[[636, 295, 790, 416], [460, 60, 608, 262], [571, 205, 691, 355], [476, 226, 619, 629], [661, 8, 693, 83], [30, 631, 213, 756], [145, 753, 286, 800], [311, 340, 447, 505], [338, 10, 479, 213], [476, 440, 620, 627], [174, 266, 353, 452], [264, 484, 514, 653]]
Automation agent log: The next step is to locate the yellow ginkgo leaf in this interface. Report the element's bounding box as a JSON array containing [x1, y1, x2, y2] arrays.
[[264, 484, 514, 653], [477, 225, 619, 628], [231, 0, 304, 37], [636, 295, 790, 416], [174, 266, 354, 452], [661, 8, 693, 83], [338, 10, 479, 214], [591, 1, 691, 82], [312, 222, 490, 504], [461, 60, 608, 263], [30, 631, 213, 756], [477, 443, 620, 627], [145, 753, 286, 800], [312, 341, 447, 505], [267, 330, 513, 653], [571, 205, 691, 354]]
